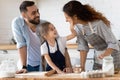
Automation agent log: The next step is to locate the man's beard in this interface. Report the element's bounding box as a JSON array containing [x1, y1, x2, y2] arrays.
[[29, 17, 40, 25]]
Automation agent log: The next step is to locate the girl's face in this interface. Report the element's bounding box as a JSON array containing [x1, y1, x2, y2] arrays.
[[47, 24, 58, 39]]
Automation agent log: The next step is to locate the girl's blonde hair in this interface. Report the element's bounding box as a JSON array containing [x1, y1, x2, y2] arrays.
[[40, 21, 51, 40]]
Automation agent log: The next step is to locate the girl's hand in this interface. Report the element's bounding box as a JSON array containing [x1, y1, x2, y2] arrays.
[[56, 70, 65, 74], [63, 67, 73, 73]]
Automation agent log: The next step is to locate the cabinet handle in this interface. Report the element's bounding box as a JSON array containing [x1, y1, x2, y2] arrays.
[[2, 50, 8, 54]]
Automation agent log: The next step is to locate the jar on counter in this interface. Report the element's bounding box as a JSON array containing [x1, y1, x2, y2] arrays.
[[102, 56, 114, 76], [0, 59, 17, 78], [73, 64, 81, 73]]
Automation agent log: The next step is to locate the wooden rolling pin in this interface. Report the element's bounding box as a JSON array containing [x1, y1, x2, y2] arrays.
[[44, 70, 57, 76]]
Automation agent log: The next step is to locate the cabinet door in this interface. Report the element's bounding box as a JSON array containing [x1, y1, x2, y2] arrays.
[[0, 50, 18, 64], [87, 49, 94, 58], [70, 57, 80, 67], [85, 59, 94, 71], [70, 58, 94, 71], [68, 48, 94, 70]]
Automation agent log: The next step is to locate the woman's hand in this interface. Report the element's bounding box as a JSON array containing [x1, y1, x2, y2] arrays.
[[98, 48, 113, 59], [98, 53, 105, 59], [66, 20, 77, 41], [69, 20, 75, 32]]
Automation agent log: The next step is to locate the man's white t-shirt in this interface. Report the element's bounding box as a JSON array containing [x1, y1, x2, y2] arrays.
[[41, 37, 67, 56]]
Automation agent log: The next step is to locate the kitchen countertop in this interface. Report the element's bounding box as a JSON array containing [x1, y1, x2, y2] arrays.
[[0, 72, 120, 80], [0, 44, 93, 50], [0, 44, 16, 50], [67, 43, 93, 49]]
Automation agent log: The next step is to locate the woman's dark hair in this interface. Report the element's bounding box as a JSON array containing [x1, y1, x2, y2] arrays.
[[63, 0, 110, 26], [19, 1, 35, 13]]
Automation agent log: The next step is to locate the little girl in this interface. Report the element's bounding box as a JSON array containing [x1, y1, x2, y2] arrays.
[[40, 22, 75, 73]]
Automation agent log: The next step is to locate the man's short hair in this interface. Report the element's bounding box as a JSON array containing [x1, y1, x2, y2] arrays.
[[19, 1, 35, 13]]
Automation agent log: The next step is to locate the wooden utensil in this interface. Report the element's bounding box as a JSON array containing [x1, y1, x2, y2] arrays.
[[44, 70, 57, 77]]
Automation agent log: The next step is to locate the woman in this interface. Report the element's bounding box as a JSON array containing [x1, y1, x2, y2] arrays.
[[63, 0, 120, 71]]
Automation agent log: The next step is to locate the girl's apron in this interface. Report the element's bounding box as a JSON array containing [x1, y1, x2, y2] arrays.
[[84, 22, 120, 70], [45, 39, 65, 71]]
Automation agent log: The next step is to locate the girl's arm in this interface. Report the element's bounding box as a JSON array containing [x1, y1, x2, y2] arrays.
[[44, 54, 64, 74]]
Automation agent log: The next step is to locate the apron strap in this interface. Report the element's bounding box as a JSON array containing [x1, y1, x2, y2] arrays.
[[81, 22, 94, 35], [55, 39, 60, 51], [46, 41, 50, 54], [45, 39, 59, 54], [88, 22, 95, 33]]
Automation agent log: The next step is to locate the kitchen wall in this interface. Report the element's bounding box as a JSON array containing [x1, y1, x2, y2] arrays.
[[0, 0, 120, 44], [0, 0, 20, 44], [0, 0, 120, 70], [38, 0, 120, 42], [0, 0, 37, 44]]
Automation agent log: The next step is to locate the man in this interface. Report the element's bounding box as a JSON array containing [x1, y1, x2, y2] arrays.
[[12, 1, 45, 73]]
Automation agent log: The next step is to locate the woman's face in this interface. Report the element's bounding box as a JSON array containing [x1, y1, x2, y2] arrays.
[[64, 12, 78, 25], [64, 12, 87, 25]]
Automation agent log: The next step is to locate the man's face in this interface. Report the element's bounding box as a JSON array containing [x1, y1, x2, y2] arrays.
[[24, 5, 40, 25]]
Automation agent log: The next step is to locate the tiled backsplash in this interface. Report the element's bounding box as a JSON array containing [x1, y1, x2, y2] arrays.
[[0, 0, 21, 44], [0, 27, 13, 44]]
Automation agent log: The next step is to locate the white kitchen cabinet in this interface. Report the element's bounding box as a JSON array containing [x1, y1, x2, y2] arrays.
[[85, 59, 94, 71], [85, 49, 94, 71], [68, 48, 94, 71], [87, 49, 94, 58], [0, 50, 19, 64]]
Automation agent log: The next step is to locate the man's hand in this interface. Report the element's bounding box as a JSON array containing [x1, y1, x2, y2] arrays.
[[16, 69, 27, 74]]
